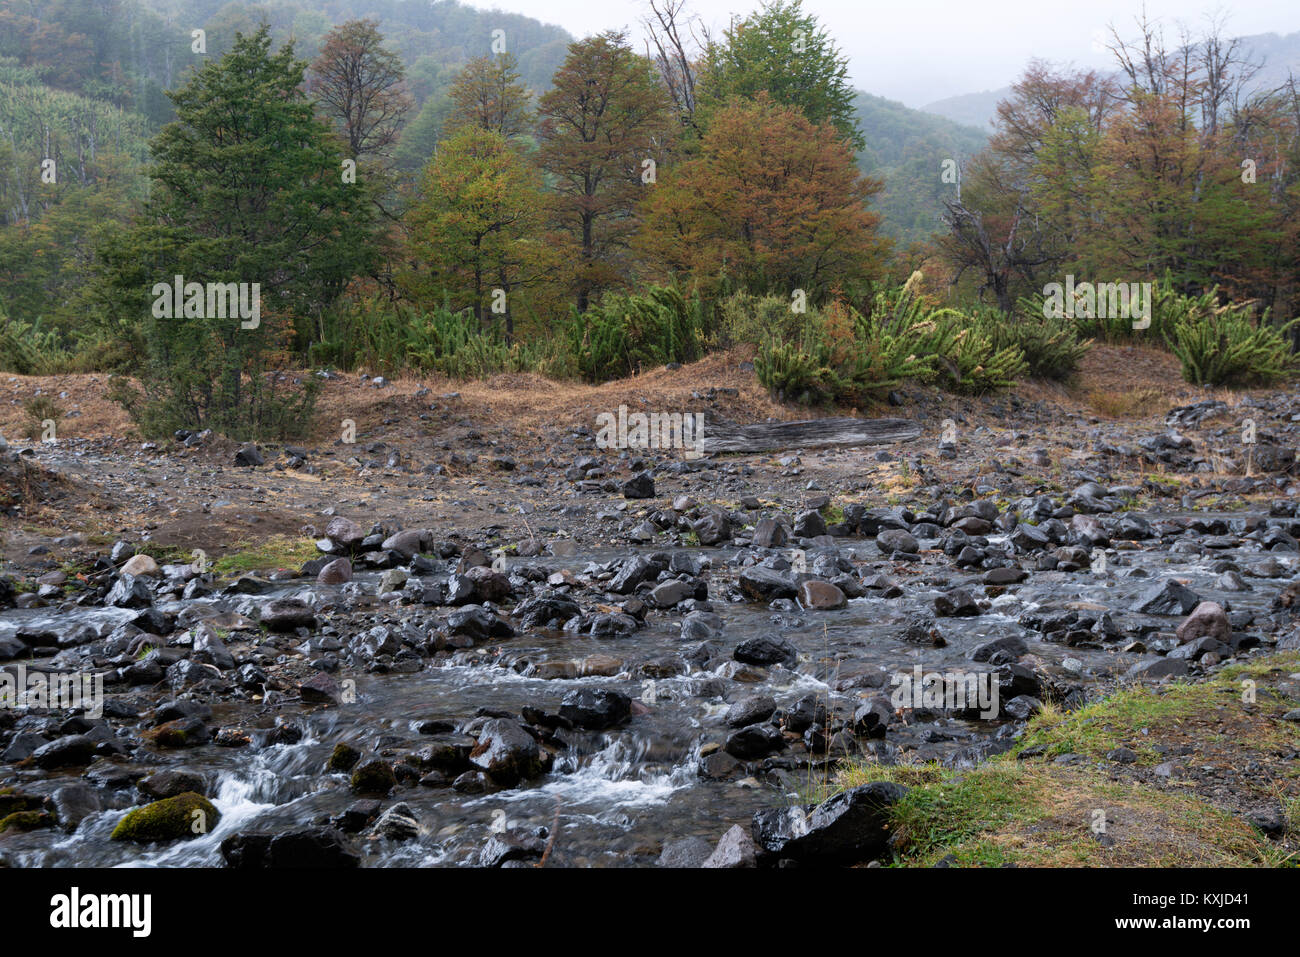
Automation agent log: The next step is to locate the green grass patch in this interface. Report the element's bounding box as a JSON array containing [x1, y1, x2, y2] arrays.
[[211, 536, 320, 577], [832, 759, 1281, 867]]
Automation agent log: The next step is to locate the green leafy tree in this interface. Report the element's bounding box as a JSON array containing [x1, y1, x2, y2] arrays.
[[96, 26, 378, 440], [695, 0, 863, 150], [404, 126, 551, 338]]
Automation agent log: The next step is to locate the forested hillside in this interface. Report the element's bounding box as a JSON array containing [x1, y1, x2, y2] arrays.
[[1, 0, 1299, 434], [853, 91, 988, 245]]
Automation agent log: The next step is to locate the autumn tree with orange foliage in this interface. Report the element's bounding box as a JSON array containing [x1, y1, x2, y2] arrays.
[[310, 19, 412, 161], [536, 31, 674, 312], [638, 93, 887, 303]]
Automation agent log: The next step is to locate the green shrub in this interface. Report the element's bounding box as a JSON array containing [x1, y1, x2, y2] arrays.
[[975, 301, 1092, 381], [311, 298, 567, 380], [567, 286, 703, 382], [0, 312, 67, 375], [21, 396, 62, 440], [909, 312, 1027, 394], [716, 291, 806, 348], [755, 338, 842, 405], [753, 281, 1026, 407], [1166, 306, 1299, 386]]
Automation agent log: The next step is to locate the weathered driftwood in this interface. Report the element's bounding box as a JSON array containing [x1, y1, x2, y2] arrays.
[[701, 417, 922, 454]]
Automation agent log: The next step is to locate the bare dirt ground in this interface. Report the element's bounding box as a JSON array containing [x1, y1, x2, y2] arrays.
[[0, 344, 1284, 572]]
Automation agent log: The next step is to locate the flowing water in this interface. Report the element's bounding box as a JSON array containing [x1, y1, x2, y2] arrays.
[[1, 516, 1291, 866]]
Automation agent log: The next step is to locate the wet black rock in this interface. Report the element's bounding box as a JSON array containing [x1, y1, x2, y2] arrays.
[[51, 784, 101, 831], [468, 719, 542, 786], [610, 555, 662, 594], [1126, 657, 1190, 680], [139, 769, 207, 799], [369, 802, 420, 841], [724, 722, 785, 759], [738, 566, 797, 601], [725, 694, 777, 728], [877, 528, 919, 556], [852, 698, 892, 738], [191, 624, 234, 670], [514, 593, 581, 629], [445, 605, 515, 641], [751, 781, 908, 865], [934, 588, 981, 617], [560, 688, 631, 730], [970, 635, 1027, 663], [480, 828, 548, 867], [331, 799, 381, 833], [1132, 580, 1202, 616], [222, 827, 360, 868], [1003, 695, 1042, 720], [733, 634, 797, 667], [300, 672, 342, 705], [106, 574, 153, 609], [32, 734, 97, 769], [783, 694, 827, 734]]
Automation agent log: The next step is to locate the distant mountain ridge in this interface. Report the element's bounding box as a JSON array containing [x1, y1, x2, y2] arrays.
[[920, 29, 1300, 131]]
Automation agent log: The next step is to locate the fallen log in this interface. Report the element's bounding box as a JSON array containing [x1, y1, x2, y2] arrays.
[[701, 417, 922, 454]]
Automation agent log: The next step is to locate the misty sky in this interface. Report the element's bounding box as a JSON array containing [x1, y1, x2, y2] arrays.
[[459, 0, 1300, 107]]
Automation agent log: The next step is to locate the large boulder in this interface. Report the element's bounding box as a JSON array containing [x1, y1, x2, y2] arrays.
[[798, 580, 846, 610], [733, 635, 797, 667], [751, 781, 907, 865], [1175, 601, 1231, 644], [324, 517, 366, 552], [469, 719, 543, 786], [1132, 580, 1202, 616], [559, 688, 631, 730], [738, 567, 797, 602], [106, 574, 153, 609], [110, 792, 219, 843]]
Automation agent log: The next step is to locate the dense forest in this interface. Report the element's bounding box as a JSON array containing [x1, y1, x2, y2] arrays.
[[2, 0, 1300, 440]]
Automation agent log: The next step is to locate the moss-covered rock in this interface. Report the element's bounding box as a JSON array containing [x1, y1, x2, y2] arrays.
[[110, 792, 219, 843], [0, 809, 55, 832], [349, 758, 396, 794], [327, 743, 361, 773], [0, 787, 43, 818], [144, 717, 209, 749]]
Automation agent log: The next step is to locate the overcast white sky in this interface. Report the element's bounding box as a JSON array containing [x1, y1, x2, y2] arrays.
[[460, 0, 1300, 106]]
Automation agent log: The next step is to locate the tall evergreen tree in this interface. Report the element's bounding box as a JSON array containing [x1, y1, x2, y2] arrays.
[[97, 26, 378, 439]]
